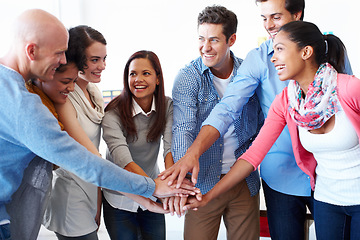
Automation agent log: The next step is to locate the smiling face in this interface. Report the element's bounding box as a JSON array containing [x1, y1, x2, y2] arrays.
[[198, 23, 235, 76], [271, 31, 306, 81], [33, 29, 68, 81], [260, 0, 301, 39], [128, 58, 159, 108], [79, 41, 107, 83], [38, 62, 78, 104]]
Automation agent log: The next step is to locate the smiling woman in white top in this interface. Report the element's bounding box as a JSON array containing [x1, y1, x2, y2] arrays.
[[42, 25, 107, 240], [101, 50, 173, 240]]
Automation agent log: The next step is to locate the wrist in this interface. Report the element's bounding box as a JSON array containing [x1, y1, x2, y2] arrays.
[[186, 143, 202, 160], [203, 192, 212, 205]]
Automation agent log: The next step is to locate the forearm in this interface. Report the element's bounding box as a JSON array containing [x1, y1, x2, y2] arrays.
[[122, 192, 151, 207], [97, 187, 102, 210], [164, 152, 174, 169], [95, 187, 102, 226], [186, 125, 220, 158], [124, 162, 148, 177], [55, 100, 101, 157]]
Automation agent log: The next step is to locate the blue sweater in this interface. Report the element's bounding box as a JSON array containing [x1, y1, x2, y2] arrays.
[[0, 64, 155, 221]]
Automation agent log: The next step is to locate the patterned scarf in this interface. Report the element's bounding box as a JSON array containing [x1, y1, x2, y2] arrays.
[[26, 81, 65, 130], [288, 63, 339, 130]]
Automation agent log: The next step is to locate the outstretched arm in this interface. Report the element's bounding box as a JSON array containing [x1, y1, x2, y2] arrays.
[[55, 99, 101, 156], [122, 192, 169, 214], [185, 92, 290, 210], [56, 100, 191, 212], [160, 69, 223, 187], [159, 125, 220, 187]]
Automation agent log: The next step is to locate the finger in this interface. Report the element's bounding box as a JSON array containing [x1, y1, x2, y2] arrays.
[[159, 168, 173, 180], [182, 178, 195, 187], [175, 188, 197, 196], [159, 163, 177, 178], [176, 170, 188, 188], [169, 197, 175, 216], [191, 165, 199, 185], [180, 197, 187, 216], [176, 193, 189, 198], [176, 182, 198, 191], [195, 192, 202, 201], [183, 199, 200, 211], [158, 169, 166, 177], [183, 203, 197, 211], [163, 197, 169, 210], [153, 201, 170, 214], [166, 168, 181, 186], [174, 196, 181, 217]]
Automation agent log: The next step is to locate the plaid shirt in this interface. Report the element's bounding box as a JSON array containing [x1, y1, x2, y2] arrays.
[[171, 52, 264, 195]]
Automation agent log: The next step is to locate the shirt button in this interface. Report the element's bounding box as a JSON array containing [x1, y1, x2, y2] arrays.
[[205, 98, 207, 101], [218, 175, 220, 178], [219, 144, 223, 147], [219, 160, 222, 163]]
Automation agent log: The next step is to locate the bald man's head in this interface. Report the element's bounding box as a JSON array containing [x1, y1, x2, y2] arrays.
[[14, 9, 67, 46], [12, 9, 69, 81]]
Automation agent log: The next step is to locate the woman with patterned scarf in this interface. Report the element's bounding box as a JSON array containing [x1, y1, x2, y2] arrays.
[[184, 21, 360, 240]]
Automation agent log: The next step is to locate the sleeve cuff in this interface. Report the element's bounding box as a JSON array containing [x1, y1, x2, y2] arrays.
[[142, 176, 156, 198]]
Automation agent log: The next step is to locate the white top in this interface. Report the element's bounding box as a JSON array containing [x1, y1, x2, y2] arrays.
[[43, 83, 105, 236], [212, 71, 237, 174], [132, 97, 156, 117], [299, 109, 360, 206]]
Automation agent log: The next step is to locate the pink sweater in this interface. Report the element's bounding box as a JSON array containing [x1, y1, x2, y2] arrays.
[[241, 74, 360, 190]]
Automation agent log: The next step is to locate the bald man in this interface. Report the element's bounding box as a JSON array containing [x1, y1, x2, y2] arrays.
[[0, 9, 197, 240]]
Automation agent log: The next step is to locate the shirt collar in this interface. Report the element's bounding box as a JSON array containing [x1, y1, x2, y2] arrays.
[[132, 96, 156, 117], [268, 39, 274, 55], [200, 51, 238, 75]]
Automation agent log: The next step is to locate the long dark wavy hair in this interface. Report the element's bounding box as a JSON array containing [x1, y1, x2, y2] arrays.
[[105, 50, 166, 142]]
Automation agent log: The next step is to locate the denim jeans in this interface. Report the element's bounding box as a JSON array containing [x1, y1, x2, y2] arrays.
[[314, 199, 360, 240], [0, 224, 11, 240], [262, 180, 314, 240], [103, 196, 165, 240]]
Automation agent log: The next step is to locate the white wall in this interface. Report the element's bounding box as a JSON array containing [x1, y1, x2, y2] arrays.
[[0, 0, 358, 96]]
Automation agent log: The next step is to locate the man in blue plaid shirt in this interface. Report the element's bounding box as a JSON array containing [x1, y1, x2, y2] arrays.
[[170, 5, 264, 240]]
